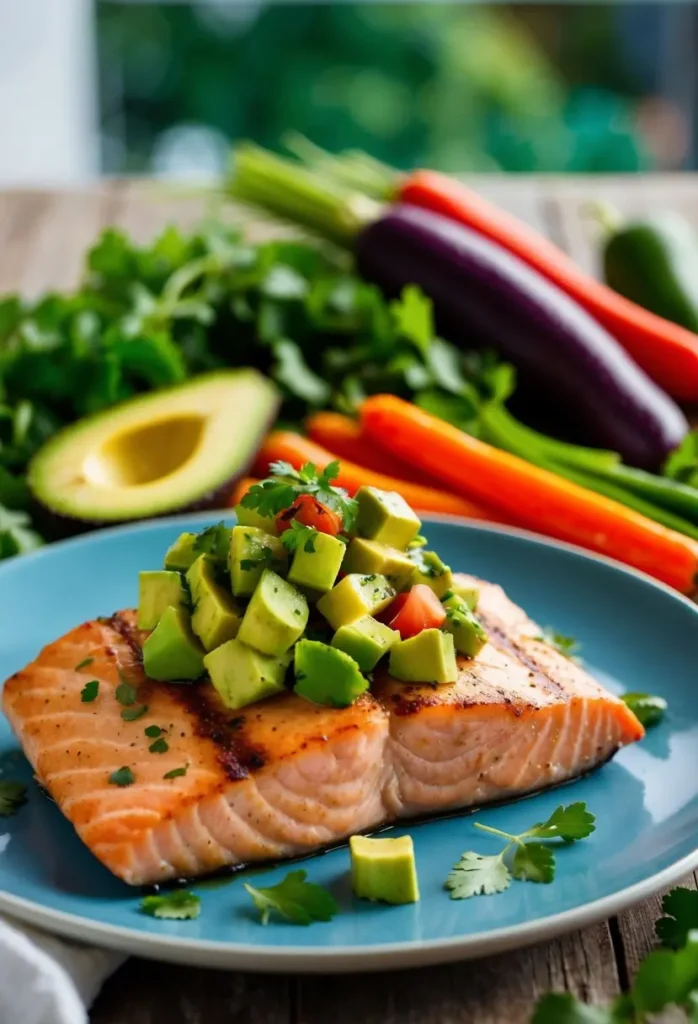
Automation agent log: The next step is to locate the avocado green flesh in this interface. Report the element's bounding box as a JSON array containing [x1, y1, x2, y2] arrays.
[[332, 615, 399, 672], [342, 538, 415, 591], [389, 629, 458, 684], [294, 639, 368, 707], [142, 605, 205, 682], [163, 533, 199, 573], [234, 504, 278, 535], [287, 532, 345, 594], [230, 525, 287, 598], [204, 638, 290, 711], [187, 555, 242, 652], [28, 369, 279, 523], [443, 595, 487, 657], [350, 835, 420, 905], [238, 569, 308, 657], [137, 570, 187, 631], [316, 573, 395, 631], [410, 549, 453, 599], [355, 486, 421, 550], [450, 579, 480, 612]]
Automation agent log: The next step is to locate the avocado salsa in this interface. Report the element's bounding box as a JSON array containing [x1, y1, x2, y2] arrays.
[[137, 461, 488, 712]]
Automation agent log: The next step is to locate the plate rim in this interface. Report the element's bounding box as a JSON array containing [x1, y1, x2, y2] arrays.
[[2, 511, 697, 971]]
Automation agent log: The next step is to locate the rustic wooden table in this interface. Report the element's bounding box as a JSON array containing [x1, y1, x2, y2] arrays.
[[1, 177, 696, 1024]]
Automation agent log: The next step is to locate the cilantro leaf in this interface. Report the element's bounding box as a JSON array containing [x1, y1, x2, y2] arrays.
[[80, 680, 99, 703], [140, 890, 201, 921], [656, 888, 698, 949], [108, 766, 135, 787], [271, 339, 331, 406], [445, 852, 511, 899], [241, 479, 297, 519], [192, 523, 231, 565], [0, 781, 27, 816], [240, 547, 277, 573], [145, 725, 163, 739], [244, 869, 338, 925], [391, 285, 433, 355], [632, 933, 698, 1015], [511, 842, 555, 883], [74, 657, 94, 671], [280, 521, 318, 554], [149, 737, 169, 754], [526, 803, 596, 843], [163, 765, 188, 780], [621, 692, 667, 728], [531, 993, 619, 1023], [538, 627, 580, 660], [115, 681, 138, 706]]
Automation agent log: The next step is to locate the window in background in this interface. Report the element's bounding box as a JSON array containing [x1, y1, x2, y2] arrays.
[[96, 2, 696, 180]]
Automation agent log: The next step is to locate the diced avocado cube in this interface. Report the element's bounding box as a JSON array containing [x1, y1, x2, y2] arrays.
[[342, 538, 415, 591], [234, 503, 278, 536], [449, 579, 480, 612], [186, 555, 242, 652], [142, 605, 205, 682], [332, 615, 399, 672], [316, 574, 395, 631], [350, 835, 419, 905], [294, 639, 368, 707], [163, 532, 199, 572], [442, 594, 487, 657], [229, 525, 287, 598], [238, 569, 308, 656], [410, 549, 453, 599], [355, 486, 421, 550], [137, 570, 187, 631], [288, 531, 345, 594], [204, 637, 290, 711], [389, 628, 458, 684]]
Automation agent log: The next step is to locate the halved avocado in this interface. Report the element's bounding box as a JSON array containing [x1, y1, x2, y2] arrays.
[[28, 370, 278, 524]]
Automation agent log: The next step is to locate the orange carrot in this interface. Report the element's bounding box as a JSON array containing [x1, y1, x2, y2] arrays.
[[252, 431, 505, 523], [306, 411, 440, 486], [229, 477, 260, 507], [361, 394, 698, 593]]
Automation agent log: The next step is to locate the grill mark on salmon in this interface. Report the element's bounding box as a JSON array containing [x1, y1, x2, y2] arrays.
[[2, 575, 643, 885]]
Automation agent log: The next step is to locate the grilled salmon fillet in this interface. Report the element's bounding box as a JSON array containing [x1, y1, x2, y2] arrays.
[[2, 576, 643, 885]]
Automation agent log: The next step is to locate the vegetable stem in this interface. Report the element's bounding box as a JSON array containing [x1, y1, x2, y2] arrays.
[[472, 822, 518, 843]]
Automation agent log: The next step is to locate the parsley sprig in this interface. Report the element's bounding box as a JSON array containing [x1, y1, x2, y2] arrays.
[[446, 803, 595, 899], [621, 692, 667, 728], [280, 520, 318, 554], [245, 869, 338, 926], [533, 887, 698, 1022], [242, 460, 357, 532], [140, 890, 201, 921]]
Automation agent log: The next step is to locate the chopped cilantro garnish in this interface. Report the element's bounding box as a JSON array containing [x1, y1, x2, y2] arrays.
[[240, 547, 277, 573], [80, 680, 99, 703], [149, 737, 169, 754], [0, 781, 27, 816], [243, 460, 357, 532], [121, 704, 148, 722], [280, 520, 318, 554], [108, 766, 135, 787], [192, 522, 231, 565], [163, 765, 188, 780], [144, 725, 163, 738], [537, 627, 580, 660], [115, 681, 138, 706], [140, 890, 200, 920], [74, 657, 94, 671]]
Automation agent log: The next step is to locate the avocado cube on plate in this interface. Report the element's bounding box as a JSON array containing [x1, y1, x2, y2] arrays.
[[142, 605, 205, 682], [204, 637, 290, 711], [287, 531, 345, 594], [238, 569, 308, 657], [442, 594, 487, 657], [350, 835, 419, 905], [389, 628, 457, 685], [355, 486, 421, 550], [449, 578, 480, 612], [410, 550, 453, 599], [137, 570, 187, 630], [229, 525, 287, 598], [187, 555, 242, 652], [234, 503, 278, 536], [163, 532, 199, 573], [316, 574, 395, 631], [293, 639, 368, 708], [342, 538, 415, 591], [331, 615, 399, 672]]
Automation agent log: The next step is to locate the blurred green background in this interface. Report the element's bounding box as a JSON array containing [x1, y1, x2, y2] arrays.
[[97, 3, 693, 177]]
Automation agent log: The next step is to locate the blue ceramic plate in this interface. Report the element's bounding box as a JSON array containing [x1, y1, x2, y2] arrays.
[[0, 514, 696, 972]]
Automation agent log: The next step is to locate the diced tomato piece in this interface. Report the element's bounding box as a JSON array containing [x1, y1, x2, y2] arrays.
[[385, 584, 446, 639], [276, 493, 343, 536]]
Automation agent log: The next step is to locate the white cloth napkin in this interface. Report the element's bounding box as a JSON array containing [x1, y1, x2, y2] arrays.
[[0, 916, 124, 1024]]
